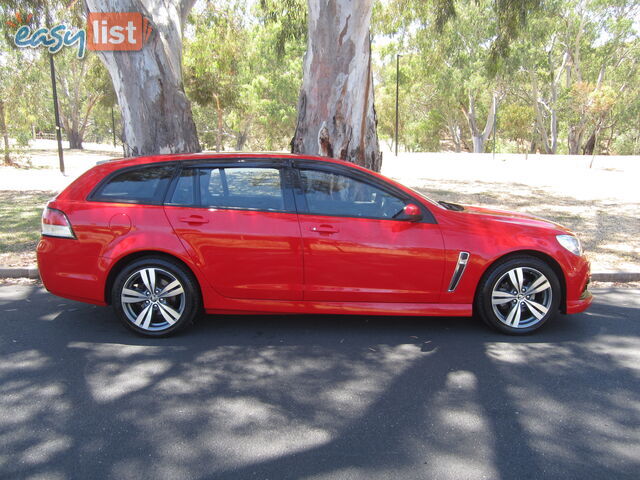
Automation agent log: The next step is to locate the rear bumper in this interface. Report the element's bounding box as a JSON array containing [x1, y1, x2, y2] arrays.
[[37, 237, 107, 306]]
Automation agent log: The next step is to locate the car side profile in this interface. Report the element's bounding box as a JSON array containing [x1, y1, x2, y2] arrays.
[[37, 153, 592, 336]]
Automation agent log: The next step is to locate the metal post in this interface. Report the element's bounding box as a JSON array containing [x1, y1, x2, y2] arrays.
[[48, 54, 65, 175], [111, 106, 116, 147], [395, 54, 401, 157]]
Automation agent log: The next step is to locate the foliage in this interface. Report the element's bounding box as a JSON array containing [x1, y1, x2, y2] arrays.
[[373, 0, 640, 155], [184, 0, 305, 152], [0, 0, 638, 158]]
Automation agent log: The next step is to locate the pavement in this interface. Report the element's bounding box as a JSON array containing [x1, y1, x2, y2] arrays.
[[0, 285, 638, 479]]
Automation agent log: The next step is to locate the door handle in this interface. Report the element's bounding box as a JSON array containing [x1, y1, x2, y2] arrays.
[[179, 215, 209, 225], [310, 224, 339, 234]]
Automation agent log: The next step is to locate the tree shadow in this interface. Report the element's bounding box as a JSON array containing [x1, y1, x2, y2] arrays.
[[0, 286, 638, 479]]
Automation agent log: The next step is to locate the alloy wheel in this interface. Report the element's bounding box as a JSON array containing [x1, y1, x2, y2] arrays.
[[491, 267, 553, 329], [120, 267, 186, 332]]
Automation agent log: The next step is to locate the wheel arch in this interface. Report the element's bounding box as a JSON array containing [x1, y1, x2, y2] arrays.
[[104, 250, 203, 306], [474, 249, 567, 314]]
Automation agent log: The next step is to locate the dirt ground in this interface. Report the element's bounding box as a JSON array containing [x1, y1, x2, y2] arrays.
[[382, 153, 640, 273], [0, 142, 638, 273]]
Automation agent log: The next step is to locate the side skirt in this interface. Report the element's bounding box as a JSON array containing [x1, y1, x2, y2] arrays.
[[205, 299, 472, 317]]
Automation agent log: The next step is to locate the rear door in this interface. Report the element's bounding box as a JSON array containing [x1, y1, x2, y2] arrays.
[[293, 163, 445, 303], [163, 161, 303, 300]]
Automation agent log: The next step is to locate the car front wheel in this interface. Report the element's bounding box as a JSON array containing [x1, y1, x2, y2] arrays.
[[111, 257, 201, 337], [476, 256, 561, 334]]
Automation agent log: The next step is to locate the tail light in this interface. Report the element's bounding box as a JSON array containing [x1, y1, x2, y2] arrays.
[[42, 207, 76, 239]]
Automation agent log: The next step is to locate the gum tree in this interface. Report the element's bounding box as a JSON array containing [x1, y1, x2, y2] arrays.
[[291, 0, 382, 171], [84, 0, 200, 156]]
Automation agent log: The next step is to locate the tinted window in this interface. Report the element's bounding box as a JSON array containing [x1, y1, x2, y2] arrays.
[[199, 167, 285, 211], [299, 169, 406, 219], [95, 165, 175, 204], [170, 168, 197, 205]]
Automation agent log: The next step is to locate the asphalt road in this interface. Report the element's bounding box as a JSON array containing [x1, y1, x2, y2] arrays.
[[1, 286, 638, 480]]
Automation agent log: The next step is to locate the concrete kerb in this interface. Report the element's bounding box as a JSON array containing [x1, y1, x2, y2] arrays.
[[0, 266, 638, 283]]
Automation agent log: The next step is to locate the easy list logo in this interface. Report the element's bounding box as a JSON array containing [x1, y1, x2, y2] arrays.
[[10, 11, 153, 58]]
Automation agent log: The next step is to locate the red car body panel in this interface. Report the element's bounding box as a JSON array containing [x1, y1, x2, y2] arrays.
[[298, 214, 445, 303], [163, 206, 304, 300], [37, 153, 592, 318]]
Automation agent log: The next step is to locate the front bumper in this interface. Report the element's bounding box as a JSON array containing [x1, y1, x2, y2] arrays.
[[566, 289, 593, 314], [563, 253, 592, 314]]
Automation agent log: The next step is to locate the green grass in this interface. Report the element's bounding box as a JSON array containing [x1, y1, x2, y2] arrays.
[[0, 191, 55, 254]]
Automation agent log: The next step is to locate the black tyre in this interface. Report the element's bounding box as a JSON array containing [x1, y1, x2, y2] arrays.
[[111, 257, 202, 337], [476, 256, 561, 335]]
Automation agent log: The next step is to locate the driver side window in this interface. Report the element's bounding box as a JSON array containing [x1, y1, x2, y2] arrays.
[[299, 169, 406, 219]]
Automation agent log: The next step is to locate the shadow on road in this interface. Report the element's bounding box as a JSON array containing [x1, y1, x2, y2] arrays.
[[0, 286, 638, 479]]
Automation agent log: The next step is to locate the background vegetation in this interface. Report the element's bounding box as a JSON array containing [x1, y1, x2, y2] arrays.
[[0, 0, 638, 160]]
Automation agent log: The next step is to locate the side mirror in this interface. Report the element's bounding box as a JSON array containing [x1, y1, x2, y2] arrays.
[[403, 203, 423, 221]]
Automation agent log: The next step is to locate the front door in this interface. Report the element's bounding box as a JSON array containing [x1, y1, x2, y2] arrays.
[[294, 166, 445, 303], [164, 164, 303, 300]]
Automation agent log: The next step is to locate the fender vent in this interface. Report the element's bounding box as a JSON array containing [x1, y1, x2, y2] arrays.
[[448, 252, 470, 292]]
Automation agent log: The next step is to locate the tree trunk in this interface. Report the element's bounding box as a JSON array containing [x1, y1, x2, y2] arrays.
[[235, 127, 249, 151], [529, 71, 552, 154], [68, 129, 83, 149], [582, 130, 596, 156], [291, 0, 381, 172], [85, 0, 200, 156], [568, 125, 583, 155], [214, 94, 223, 152], [448, 124, 461, 153], [464, 93, 498, 153], [0, 100, 10, 165]]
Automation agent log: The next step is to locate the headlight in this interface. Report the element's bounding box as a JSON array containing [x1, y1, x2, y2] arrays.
[[556, 235, 582, 256]]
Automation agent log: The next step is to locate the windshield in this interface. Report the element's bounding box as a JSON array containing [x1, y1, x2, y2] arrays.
[[405, 186, 447, 209]]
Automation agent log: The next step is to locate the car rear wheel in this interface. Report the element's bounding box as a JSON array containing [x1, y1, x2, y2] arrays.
[[111, 257, 201, 337], [476, 256, 561, 334]]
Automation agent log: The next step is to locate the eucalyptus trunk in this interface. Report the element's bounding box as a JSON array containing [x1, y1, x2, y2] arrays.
[[464, 93, 498, 153], [0, 100, 10, 165], [85, 0, 200, 156], [292, 0, 381, 172]]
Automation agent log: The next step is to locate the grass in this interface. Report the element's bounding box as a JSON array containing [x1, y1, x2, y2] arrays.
[[0, 191, 54, 265]]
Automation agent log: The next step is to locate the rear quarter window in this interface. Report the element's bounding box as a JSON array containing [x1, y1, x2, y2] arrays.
[[91, 165, 175, 204]]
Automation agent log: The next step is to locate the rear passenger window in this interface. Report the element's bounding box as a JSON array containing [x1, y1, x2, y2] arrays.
[[93, 165, 175, 204], [170, 167, 286, 211]]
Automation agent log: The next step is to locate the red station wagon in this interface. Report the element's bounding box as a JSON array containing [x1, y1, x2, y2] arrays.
[[37, 153, 592, 336]]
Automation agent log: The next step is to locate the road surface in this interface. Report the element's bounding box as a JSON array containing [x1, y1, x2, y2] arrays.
[[1, 286, 638, 479]]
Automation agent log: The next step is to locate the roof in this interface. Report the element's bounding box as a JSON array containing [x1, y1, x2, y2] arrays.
[[98, 151, 369, 172]]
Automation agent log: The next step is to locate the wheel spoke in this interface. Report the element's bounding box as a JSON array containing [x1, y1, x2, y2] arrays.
[[142, 308, 154, 329], [505, 302, 521, 327], [157, 303, 180, 325], [134, 304, 153, 327], [140, 268, 156, 293], [122, 288, 147, 304], [158, 280, 184, 299], [524, 299, 548, 320], [508, 268, 524, 292], [492, 291, 517, 305], [527, 275, 551, 295]]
